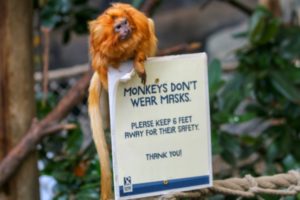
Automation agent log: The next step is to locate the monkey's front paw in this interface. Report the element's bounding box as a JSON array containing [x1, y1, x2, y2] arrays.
[[138, 71, 147, 85]]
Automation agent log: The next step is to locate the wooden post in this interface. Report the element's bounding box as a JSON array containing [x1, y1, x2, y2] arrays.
[[0, 0, 40, 199]]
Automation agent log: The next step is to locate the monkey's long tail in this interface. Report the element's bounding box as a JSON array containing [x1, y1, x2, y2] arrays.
[[88, 72, 113, 200]]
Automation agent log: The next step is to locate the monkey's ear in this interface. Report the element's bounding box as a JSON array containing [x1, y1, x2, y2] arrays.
[[89, 20, 103, 35]]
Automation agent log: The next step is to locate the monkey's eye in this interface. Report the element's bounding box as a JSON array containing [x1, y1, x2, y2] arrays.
[[114, 24, 122, 32]]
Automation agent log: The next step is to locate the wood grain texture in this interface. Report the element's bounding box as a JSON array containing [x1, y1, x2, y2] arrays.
[[0, 0, 39, 199]]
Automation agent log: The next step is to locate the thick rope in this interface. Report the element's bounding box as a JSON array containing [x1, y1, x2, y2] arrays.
[[160, 170, 300, 199]]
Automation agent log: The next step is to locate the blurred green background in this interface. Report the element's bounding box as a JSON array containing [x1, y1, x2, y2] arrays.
[[13, 0, 300, 199]]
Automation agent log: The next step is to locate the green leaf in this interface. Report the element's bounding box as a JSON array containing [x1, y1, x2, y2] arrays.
[[52, 171, 75, 183], [219, 73, 247, 112], [65, 129, 82, 155], [276, 131, 292, 157], [208, 59, 224, 98], [208, 59, 222, 90], [260, 18, 280, 43], [228, 113, 256, 124], [76, 188, 99, 199], [221, 73, 244, 94], [240, 135, 257, 145], [59, 0, 71, 14], [266, 143, 279, 162], [278, 26, 300, 60], [41, 15, 61, 28], [221, 149, 236, 165], [270, 71, 300, 104], [283, 154, 299, 170], [220, 91, 243, 113], [220, 133, 241, 165], [249, 9, 266, 44], [260, 194, 281, 200], [249, 6, 279, 45], [211, 131, 222, 155], [212, 112, 231, 124], [279, 67, 300, 84], [232, 31, 248, 39]]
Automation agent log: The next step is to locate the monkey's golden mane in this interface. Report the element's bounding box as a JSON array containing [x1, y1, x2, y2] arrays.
[[89, 3, 156, 68]]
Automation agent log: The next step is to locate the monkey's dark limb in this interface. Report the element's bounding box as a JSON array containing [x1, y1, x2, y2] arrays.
[[200, 0, 253, 16], [0, 71, 92, 188]]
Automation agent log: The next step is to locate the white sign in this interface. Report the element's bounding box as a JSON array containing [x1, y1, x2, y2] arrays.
[[108, 53, 212, 199]]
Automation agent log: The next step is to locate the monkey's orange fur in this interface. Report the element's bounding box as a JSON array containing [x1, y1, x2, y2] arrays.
[[88, 3, 157, 200], [89, 3, 157, 89]]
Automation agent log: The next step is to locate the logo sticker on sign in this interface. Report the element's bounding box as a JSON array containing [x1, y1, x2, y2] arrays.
[[108, 53, 212, 199], [123, 176, 133, 193]]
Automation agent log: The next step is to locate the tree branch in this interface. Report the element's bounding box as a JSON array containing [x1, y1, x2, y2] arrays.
[[41, 123, 77, 135], [222, 0, 253, 16], [0, 71, 92, 188], [34, 43, 201, 81], [157, 42, 201, 56], [201, 0, 253, 16], [42, 27, 51, 104], [0, 42, 201, 187], [34, 63, 89, 82]]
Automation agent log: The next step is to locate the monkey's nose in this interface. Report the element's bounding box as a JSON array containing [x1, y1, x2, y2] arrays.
[[120, 29, 130, 40]]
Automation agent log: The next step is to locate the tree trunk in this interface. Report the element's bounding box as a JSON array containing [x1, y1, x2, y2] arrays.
[[259, 0, 282, 17], [0, 0, 40, 199]]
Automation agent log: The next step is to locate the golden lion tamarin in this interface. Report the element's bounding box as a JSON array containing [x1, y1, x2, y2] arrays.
[[88, 3, 157, 200], [89, 3, 157, 89]]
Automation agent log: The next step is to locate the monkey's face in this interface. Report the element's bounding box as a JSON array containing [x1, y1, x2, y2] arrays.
[[114, 18, 132, 41], [89, 5, 136, 49]]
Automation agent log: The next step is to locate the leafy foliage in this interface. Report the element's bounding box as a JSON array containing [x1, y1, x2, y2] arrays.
[[209, 6, 300, 180], [34, 0, 99, 43], [36, 93, 100, 199], [36, 3, 300, 200], [39, 128, 100, 199]]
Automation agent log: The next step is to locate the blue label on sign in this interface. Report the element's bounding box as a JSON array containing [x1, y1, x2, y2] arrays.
[[119, 175, 210, 197]]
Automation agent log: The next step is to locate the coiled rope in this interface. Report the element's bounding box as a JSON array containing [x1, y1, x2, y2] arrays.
[[159, 170, 300, 199]]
